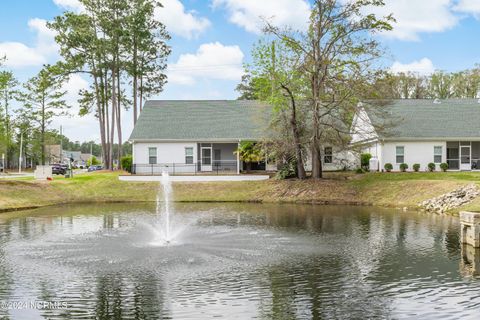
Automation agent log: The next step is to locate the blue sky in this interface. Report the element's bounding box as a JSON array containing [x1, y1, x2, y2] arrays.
[[1, 0, 480, 141]]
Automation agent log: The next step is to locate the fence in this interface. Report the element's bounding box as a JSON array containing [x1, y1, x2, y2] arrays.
[[132, 160, 238, 175]]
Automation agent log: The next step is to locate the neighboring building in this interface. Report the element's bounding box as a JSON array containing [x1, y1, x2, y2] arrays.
[[129, 100, 352, 175], [351, 99, 480, 172], [45, 145, 99, 167]]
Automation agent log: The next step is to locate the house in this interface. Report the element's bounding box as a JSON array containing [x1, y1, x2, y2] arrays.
[[129, 100, 352, 175], [351, 99, 480, 172]]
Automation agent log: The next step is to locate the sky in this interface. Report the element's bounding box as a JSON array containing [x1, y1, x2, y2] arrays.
[[1, 0, 480, 142]]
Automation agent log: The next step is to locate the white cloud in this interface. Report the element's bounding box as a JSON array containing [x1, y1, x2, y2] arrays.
[[363, 0, 458, 41], [28, 18, 59, 56], [53, 0, 83, 12], [168, 42, 244, 85], [52, 74, 96, 141], [0, 43, 46, 68], [155, 0, 211, 39], [454, 0, 480, 17], [212, 0, 310, 34], [390, 58, 435, 75], [0, 18, 58, 68]]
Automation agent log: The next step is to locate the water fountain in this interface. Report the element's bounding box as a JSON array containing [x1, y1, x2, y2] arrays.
[[157, 170, 172, 244]]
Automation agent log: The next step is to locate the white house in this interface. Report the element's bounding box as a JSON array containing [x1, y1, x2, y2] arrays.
[[351, 99, 480, 172], [129, 100, 351, 175]]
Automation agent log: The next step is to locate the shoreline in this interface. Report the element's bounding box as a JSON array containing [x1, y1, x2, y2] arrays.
[[2, 171, 480, 215]]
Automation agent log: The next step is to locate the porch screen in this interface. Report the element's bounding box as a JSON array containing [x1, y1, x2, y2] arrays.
[[446, 142, 459, 170]]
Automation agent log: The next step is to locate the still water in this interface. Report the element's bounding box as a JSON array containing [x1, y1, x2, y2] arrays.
[[0, 203, 479, 319]]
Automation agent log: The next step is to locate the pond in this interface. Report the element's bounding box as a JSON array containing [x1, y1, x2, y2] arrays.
[[0, 203, 479, 319]]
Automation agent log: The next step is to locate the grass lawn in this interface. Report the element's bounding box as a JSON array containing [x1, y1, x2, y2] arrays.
[[1, 170, 480, 214]]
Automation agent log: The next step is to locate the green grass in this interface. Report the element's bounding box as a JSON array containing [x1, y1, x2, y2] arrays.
[[1, 170, 480, 214]]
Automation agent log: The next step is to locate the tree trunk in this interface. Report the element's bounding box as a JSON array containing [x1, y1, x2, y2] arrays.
[[110, 67, 117, 170], [281, 84, 306, 179], [41, 97, 46, 166], [132, 38, 138, 125], [116, 66, 122, 168]]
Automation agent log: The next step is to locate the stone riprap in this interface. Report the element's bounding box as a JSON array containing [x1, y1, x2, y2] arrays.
[[419, 184, 480, 214]]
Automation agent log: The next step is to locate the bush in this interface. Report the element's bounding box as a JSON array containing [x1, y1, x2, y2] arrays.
[[427, 162, 436, 172], [121, 155, 133, 173], [399, 163, 408, 172], [275, 161, 297, 180], [356, 168, 364, 174], [440, 162, 449, 172], [87, 156, 100, 167], [384, 163, 393, 172], [361, 153, 372, 171], [413, 163, 421, 172]]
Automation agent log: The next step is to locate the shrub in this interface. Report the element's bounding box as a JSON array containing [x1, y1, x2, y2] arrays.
[[413, 163, 421, 172], [427, 162, 436, 172], [121, 155, 133, 173], [440, 162, 449, 172], [275, 161, 297, 180], [87, 156, 100, 167], [384, 163, 393, 172], [399, 163, 408, 172], [356, 168, 364, 174], [361, 153, 372, 171]]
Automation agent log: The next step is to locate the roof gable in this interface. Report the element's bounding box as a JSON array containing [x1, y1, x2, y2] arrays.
[[129, 100, 271, 141]]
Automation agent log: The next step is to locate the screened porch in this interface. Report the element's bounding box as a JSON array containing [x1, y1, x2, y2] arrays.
[[446, 141, 480, 171]]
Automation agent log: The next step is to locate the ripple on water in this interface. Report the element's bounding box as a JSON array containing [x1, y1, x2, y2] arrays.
[[0, 204, 480, 319]]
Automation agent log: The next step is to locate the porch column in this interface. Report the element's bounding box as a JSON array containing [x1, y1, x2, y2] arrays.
[[237, 140, 240, 174]]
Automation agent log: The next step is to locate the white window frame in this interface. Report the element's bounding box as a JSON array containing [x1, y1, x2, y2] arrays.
[[434, 146, 442, 164], [396, 146, 405, 164], [148, 147, 157, 164], [185, 147, 194, 164]]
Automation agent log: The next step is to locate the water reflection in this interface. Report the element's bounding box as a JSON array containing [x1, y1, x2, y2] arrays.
[[0, 203, 478, 319]]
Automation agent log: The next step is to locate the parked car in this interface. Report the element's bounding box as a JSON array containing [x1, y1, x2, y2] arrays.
[[52, 164, 67, 175], [88, 165, 103, 172]]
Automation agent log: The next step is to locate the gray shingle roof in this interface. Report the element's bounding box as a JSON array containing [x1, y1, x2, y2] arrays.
[[129, 100, 271, 141], [366, 99, 480, 139]]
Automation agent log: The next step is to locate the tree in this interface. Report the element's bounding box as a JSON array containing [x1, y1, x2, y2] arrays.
[[247, 39, 308, 179], [428, 71, 454, 99], [235, 141, 263, 172], [264, 0, 394, 179], [49, 0, 170, 170], [0, 68, 18, 169], [17, 67, 69, 165], [125, 0, 170, 125], [87, 155, 100, 166]]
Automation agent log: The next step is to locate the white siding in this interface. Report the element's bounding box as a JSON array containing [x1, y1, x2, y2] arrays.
[[304, 147, 357, 171], [133, 142, 197, 174], [351, 108, 378, 144], [381, 141, 447, 171]]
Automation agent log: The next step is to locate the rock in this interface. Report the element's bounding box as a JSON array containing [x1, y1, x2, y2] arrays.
[[418, 184, 480, 214]]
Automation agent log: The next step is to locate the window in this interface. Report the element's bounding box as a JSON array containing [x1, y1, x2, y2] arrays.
[[185, 147, 193, 164], [148, 147, 157, 164], [434, 146, 442, 163], [324, 147, 333, 164], [396, 146, 404, 164]]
